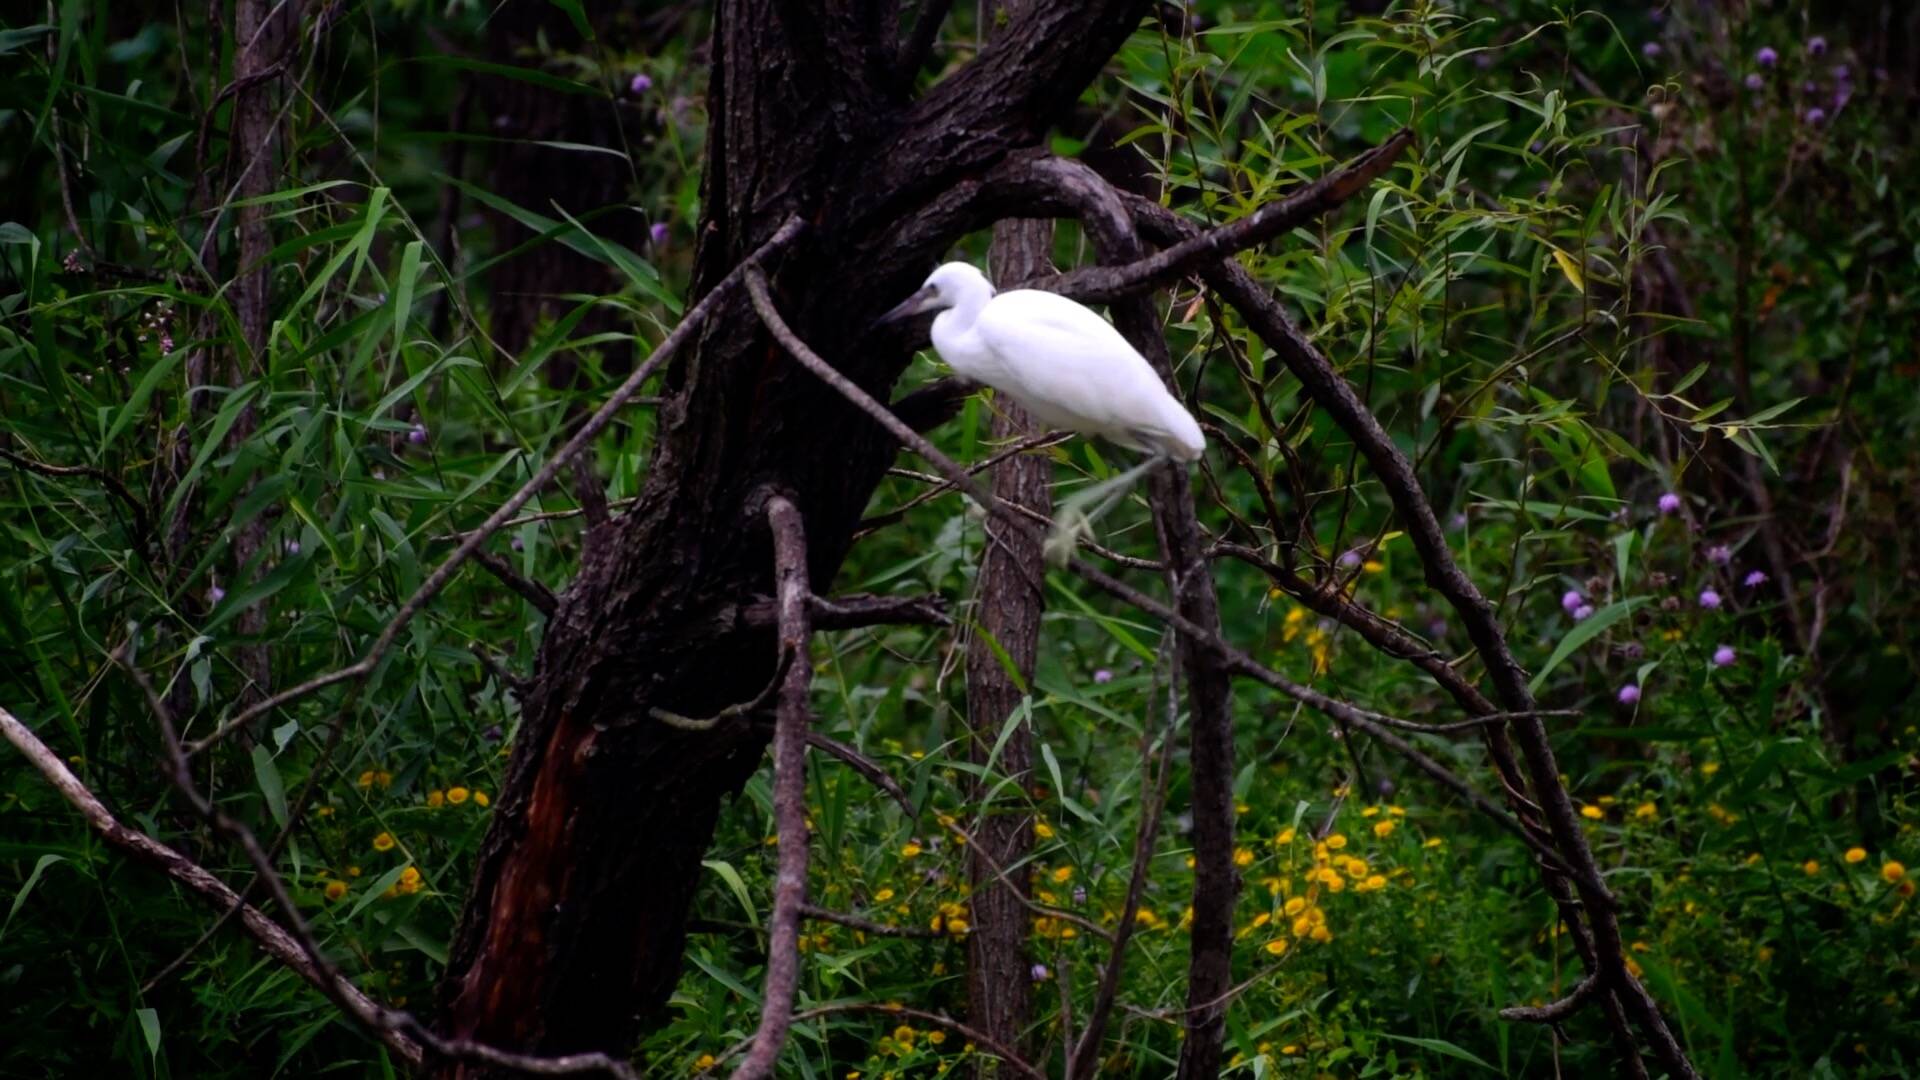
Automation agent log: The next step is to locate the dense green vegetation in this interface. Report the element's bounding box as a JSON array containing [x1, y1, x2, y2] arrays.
[[3, 2, 1916, 1076]]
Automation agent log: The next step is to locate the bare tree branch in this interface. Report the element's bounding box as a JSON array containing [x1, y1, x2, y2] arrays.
[[474, 551, 559, 616], [738, 592, 951, 630], [731, 492, 815, 1080], [0, 704, 423, 1068], [1038, 128, 1414, 304], [800, 904, 943, 939]]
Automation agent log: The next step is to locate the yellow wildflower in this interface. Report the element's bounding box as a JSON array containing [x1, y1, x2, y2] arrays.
[[474, 791, 490, 807], [1233, 847, 1254, 868], [1363, 874, 1388, 892], [426, 790, 445, 808], [874, 887, 896, 902], [1373, 820, 1396, 838], [447, 786, 470, 805], [372, 832, 395, 852], [1802, 860, 1820, 876], [1845, 847, 1868, 864], [1284, 897, 1308, 916], [1264, 938, 1290, 956], [1634, 801, 1657, 821], [1701, 761, 1721, 777], [1325, 834, 1348, 850], [1034, 821, 1054, 839], [1884, 861, 1907, 884], [1580, 805, 1604, 820], [927, 1030, 946, 1045], [901, 842, 923, 858], [1051, 865, 1074, 884], [323, 880, 348, 901], [693, 1054, 716, 1070]]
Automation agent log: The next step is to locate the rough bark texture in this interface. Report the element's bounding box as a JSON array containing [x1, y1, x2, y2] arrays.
[[963, 216, 1052, 1073], [436, 1, 1151, 1067], [480, 6, 645, 371]]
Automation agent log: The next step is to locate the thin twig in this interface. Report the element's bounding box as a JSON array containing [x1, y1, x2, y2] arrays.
[[800, 904, 944, 939], [731, 492, 816, 1080], [473, 551, 559, 616]]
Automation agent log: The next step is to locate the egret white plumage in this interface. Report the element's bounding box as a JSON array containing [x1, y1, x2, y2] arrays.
[[878, 261, 1205, 562]]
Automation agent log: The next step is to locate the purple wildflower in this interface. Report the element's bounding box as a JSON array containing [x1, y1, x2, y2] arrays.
[[1642, 41, 1662, 59], [629, 73, 653, 94], [1092, 668, 1113, 685], [285, 538, 300, 556], [1744, 569, 1768, 587], [1618, 684, 1641, 705], [1706, 544, 1732, 565], [1562, 589, 1585, 614], [1699, 589, 1722, 610], [1377, 777, 1397, 798], [483, 724, 504, 742], [649, 221, 670, 246], [1072, 885, 1087, 905], [1756, 46, 1779, 67], [1338, 549, 1363, 570], [1658, 492, 1682, 514], [1808, 36, 1827, 57], [1573, 604, 1595, 621], [1833, 64, 1851, 82], [408, 422, 428, 445], [1712, 645, 1737, 667], [1745, 72, 1765, 91], [1449, 512, 1469, 530], [1031, 963, 1051, 981], [511, 535, 524, 552], [159, 334, 174, 353], [209, 584, 226, 604], [1805, 106, 1828, 125]]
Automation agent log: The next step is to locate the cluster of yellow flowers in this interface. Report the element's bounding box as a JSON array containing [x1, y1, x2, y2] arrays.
[[1280, 606, 1333, 674], [425, 785, 489, 808], [878, 1024, 947, 1057], [929, 900, 969, 937], [382, 865, 426, 899]]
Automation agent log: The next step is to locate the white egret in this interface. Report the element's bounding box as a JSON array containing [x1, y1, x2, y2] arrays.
[[878, 261, 1204, 562]]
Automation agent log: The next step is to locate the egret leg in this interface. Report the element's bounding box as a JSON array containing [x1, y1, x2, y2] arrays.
[[1044, 453, 1168, 566]]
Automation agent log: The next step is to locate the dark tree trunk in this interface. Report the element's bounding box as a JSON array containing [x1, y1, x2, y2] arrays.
[[963, 216, 1052, 1073], [436, 1, 1150, 1068], [225, 0, 296, 706], [479, 5, 646, 373]]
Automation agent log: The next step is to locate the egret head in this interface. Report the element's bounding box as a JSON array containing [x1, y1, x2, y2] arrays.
[[875, 262, 994, 326]]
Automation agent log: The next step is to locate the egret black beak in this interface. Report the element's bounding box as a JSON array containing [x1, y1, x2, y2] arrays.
[[874, 286, 937, 328]]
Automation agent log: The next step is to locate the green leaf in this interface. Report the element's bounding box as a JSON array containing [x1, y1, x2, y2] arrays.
[[1, 854, 67, 942], [135, 1007, 161, 1065], [251, 744, 288, 827], [1371, 1033, 1498, 1073], [348, 865, 410, 921], [1529, 598, 1648, 693], [702, 859, 758, 927]]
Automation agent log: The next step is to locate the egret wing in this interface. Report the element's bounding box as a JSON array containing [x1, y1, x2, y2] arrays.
[[974, 291, 1170, 431], [976, 290, 1204, 458]]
